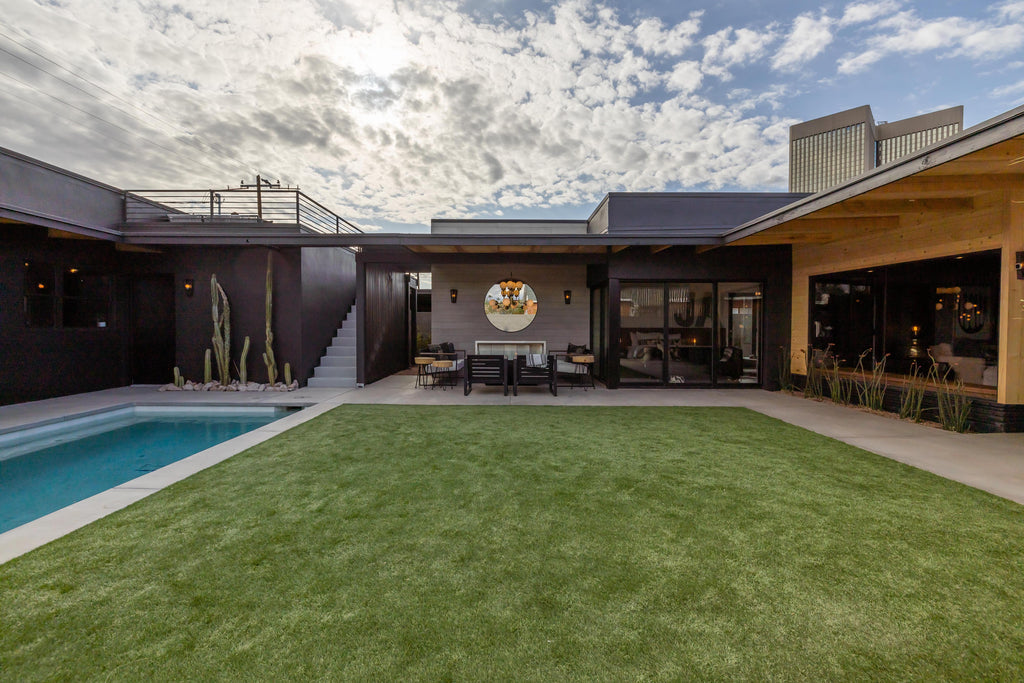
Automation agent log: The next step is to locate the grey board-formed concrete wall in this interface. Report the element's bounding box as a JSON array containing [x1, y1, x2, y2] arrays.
[[431, 264, 590, 356]]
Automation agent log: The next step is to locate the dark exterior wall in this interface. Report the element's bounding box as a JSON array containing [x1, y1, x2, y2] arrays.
[[607, 245, 792, 389], [300, 247, 357, 382], [138, 246, 304, 385], [0, 227, 128, 404], [362, 264, 409, 384]]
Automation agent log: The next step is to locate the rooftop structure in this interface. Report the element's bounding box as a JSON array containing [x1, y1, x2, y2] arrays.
[[789, 105, 963, 193]]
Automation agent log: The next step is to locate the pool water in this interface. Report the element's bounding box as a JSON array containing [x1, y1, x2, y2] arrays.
[[0, 407, 288, 534]]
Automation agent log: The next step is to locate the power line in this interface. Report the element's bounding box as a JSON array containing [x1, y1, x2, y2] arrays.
[[0, 76, 246, 183], [0, 28, 288, 184]]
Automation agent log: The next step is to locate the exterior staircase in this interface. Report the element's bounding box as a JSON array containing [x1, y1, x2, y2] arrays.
[[307, 305, 357, 388]]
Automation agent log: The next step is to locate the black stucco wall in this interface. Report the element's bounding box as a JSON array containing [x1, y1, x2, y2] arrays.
[[1, 231, 358, 404], [0, 228, 128, 404], [301, 247, 357, 382]]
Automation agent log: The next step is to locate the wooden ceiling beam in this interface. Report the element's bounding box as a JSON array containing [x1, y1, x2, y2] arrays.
[[650, 245, 671, 254]]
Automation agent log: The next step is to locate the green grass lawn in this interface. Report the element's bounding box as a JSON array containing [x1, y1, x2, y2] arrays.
[[3, 405, 1024, 680]]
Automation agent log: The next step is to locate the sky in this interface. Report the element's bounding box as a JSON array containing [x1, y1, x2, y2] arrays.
[[1, 0, 1023, 232]]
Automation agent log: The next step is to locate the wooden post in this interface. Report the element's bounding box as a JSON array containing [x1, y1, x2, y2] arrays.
[[998, 190, 1024, 404]]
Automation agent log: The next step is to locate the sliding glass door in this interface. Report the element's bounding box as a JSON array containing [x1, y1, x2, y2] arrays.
[[618, 281, 762, 386], [619, 283, 664, 384]]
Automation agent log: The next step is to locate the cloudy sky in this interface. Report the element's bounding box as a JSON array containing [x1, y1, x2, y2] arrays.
[[2, 0, 1023, 231]]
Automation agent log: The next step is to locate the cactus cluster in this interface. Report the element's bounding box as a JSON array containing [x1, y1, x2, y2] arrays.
[[239, 336, 250, 385], [262, 252, 278, 385], [211, 274, 231, 387], [171, 252, 293, 390]]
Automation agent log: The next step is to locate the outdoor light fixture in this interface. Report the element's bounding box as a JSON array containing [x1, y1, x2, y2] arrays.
[[450, 288, 458, 304], [564, 290, 572, 305], [184, 279, 194, 297], [1016, 251, 1023, 280]]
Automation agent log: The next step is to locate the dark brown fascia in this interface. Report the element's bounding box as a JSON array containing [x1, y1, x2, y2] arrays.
[[118, 228, 728, 248]]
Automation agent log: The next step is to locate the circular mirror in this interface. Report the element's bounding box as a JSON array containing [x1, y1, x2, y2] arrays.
[[484, 280, 538, 332]]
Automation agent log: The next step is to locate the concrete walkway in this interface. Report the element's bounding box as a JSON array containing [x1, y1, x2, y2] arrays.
[[1, 378, 1022, 564]]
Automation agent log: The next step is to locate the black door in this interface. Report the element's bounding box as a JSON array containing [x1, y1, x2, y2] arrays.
[[131, 276, 175, 384]]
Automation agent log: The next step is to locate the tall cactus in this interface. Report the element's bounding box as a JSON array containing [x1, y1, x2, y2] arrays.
[[204, 349, 212, 384], [262, 252, 278, 385], [210, 274, 231, 386], [239, 335, 250, 385]]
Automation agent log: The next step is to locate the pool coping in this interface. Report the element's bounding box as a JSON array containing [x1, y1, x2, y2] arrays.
[[0, 397, 345, 565]]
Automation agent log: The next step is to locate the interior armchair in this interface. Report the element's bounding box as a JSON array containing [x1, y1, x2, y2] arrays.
[[928, 343, 986, 385]]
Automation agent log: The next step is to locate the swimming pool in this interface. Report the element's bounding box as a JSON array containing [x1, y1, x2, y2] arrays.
[[0, 406, 290, 534]]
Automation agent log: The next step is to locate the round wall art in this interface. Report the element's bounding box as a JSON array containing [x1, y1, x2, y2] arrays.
[[484, 280, 538, 332]]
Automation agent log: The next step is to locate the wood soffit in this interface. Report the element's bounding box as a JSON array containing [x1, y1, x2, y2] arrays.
[[728, 133, 1024, 247]]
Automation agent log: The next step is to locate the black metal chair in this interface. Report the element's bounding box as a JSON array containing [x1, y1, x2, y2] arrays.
[[513, 354, 556, 396], [464, 355, 509, 396]]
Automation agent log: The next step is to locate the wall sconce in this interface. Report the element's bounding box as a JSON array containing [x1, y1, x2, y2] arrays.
[[564, 290, 572, 305], [184, 279, 194, 297], [450, 288, 458, 304], [1016, 251, 1023, 280]]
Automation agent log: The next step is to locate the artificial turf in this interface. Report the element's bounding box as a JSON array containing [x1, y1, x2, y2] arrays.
[[2, 405, 1024, 680]]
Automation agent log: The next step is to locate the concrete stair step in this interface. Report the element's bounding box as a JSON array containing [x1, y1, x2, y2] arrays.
[[314, 366, 356, 379], [325, 346, 356, 357], [318, 356, 355, 367], [307, 377, 357, 388]]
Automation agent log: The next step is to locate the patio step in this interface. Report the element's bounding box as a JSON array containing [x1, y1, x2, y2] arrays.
[[309, 302, 358, 388]]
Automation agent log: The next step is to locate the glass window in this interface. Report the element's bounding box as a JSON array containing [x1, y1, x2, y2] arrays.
[[718, 284, 762, 384], [62, 269, 112, 328], [24, 261, 55, 327], [619, 283, 664, 384], [668, 283, 713, 384]]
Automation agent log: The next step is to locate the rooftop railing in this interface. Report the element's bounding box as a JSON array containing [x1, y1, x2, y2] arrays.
[[124, 187, 363, 235]]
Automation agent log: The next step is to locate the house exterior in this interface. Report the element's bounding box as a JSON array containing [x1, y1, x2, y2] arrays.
[[2, 103, 1022, 430]]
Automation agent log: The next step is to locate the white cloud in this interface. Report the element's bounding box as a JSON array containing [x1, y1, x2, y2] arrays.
[[991, 79, 1024, 97], [666, 61, 702, 93], [997, 1, 1024, 21], [837, 5, 1024, 74], [839, 1, 901, 26], [772, 13, 834, 71], [21, 0, 1023, 227], [701, 26, 778, 81], [634, 12, 702, 57]]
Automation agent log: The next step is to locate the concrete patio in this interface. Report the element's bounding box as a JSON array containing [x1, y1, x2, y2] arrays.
[[2, 377, 1022, 564]]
